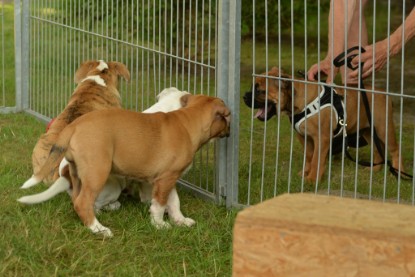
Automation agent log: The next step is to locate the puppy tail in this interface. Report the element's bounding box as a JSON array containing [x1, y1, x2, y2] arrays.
[[18, 177, 70, 204], [21, 126, 74, 189]]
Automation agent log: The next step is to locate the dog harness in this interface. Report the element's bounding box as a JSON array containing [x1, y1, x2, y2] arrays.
[[292, 85, 345, 138]]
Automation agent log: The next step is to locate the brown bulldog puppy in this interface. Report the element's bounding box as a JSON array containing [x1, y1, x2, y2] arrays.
[[28, 60, 130, 185], [243, 67, 403, 183], [22, 94, 231, 237]]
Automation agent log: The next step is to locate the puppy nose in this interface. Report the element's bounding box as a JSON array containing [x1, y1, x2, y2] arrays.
[[243, 92, 253, 107]]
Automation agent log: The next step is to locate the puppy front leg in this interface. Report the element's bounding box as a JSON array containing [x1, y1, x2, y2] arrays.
[[167, 188, 195, 227], [306, 137, 330, 183], [297, 134, 314, 177]]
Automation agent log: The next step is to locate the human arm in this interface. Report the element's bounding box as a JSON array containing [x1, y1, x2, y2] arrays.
[[308, 0, 359, 83], [349, 7, 415, 81]]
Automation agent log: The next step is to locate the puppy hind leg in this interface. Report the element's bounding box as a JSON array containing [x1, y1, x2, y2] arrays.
[[167, 188, 195, 227], [69, 162, 81, 200], [362, 132, 383, 172], [150, 175, 180, 229], [73, 168, 112, 237]]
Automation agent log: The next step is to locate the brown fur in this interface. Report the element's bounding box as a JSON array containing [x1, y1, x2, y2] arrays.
[[247, 67, 402, 182], [31, 61, 130, 183], [32, 94, 230, 228]]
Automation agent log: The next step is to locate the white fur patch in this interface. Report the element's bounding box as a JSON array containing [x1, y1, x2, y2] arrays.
[[81, 75, 106, 87], [59, 158, 69, 176], [96, 60, 109, 71], [17, 176, 70, 204], [143, 87, 190, 114], [167, 188, 195, 227], [89, 218, 113, 237], [150, 199, 171, 229], [21, 176, 41, 189]]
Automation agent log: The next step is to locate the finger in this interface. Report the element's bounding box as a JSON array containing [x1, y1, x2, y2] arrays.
[[350, 56, 359, 68], [347, 78, 359, 85], [326, 73, 333, 84], [348, 69, 358, 79], [361, 68, 373, 79], [307, 70, 316, 81]]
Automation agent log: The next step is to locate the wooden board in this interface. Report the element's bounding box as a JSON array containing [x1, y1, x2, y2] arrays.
[[233, 193, 415, 277]]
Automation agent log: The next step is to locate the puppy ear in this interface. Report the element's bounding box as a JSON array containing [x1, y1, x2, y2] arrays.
[[74, 60, 98, 84], [180, 94, 192, 107], [214, 103, 231, 122], [108, 62, 131, 82], [270, 66, 279, 74]]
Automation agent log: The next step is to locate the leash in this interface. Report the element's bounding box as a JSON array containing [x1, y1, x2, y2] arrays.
[[333, 46, 413, 180]]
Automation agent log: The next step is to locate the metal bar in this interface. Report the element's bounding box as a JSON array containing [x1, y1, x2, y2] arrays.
[[216, 0, 241, 208]]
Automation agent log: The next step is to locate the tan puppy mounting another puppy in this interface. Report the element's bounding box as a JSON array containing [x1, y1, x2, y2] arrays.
[[28, 60, 130, 185], [243, 67, 403, 182], [22, 94, 231, 237], [18, 87, 190, 212]]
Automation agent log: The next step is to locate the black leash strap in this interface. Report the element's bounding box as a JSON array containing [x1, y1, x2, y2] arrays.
[[333, 46, 413, 180]]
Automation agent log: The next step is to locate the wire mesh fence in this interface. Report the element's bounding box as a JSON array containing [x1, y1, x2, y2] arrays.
[[24, 0, 226, 203], [10, 0, 415, 208], [0, 0, 6, 109], [239, 0, 415, 206]]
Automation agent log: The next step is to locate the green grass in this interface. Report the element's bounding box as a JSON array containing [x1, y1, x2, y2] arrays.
[[0, 114, 236, 276]]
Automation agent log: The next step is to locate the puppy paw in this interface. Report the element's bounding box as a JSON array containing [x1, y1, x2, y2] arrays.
[[88, 219, 113, 237], [102, 201, 122, 211], [174, 217, 196, 227], [151, 218, 171, 230]]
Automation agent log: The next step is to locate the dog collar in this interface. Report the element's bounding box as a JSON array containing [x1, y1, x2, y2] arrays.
[[291, 85, 345, 138]]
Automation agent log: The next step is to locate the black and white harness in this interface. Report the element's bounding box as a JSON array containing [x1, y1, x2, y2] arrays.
[[292, 85, 346, 138]]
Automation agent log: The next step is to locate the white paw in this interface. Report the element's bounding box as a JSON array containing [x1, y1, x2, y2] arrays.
[[151, 218, 171, 230], [174, 217, 196, 227], [102, 201, 122, 211], [89, 218, 113, 237]]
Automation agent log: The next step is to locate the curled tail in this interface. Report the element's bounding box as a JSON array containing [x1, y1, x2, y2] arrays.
[[21, 126, 74, 189]]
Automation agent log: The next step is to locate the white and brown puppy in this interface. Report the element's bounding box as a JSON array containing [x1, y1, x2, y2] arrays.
[[18, 87, 190, 212], [21, 94, 231, 237], [28, 60, 130, 185]]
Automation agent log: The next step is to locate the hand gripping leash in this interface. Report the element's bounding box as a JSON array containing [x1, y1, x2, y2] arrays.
[[333, 46, 412, 180]]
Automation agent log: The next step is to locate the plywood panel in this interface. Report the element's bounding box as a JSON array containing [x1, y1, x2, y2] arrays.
[[233, 193, 415, 277]]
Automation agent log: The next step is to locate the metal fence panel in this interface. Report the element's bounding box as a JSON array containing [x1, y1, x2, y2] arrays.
[[15, 0, 415, 208], [23, 0, 228, 203], [0, 0, 4, 109]]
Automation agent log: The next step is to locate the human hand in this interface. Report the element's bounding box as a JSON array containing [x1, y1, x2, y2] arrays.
[[307, 57, 339, 84], [349, 40, 389, 82]]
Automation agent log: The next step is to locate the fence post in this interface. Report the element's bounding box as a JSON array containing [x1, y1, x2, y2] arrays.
[[14, 0, 29, 112], [216, 0, 241, 208]]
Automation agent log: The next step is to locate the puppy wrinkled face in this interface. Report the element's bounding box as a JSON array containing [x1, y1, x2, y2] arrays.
[[243, 83, 277, 121], [242, 67, 291, 121]]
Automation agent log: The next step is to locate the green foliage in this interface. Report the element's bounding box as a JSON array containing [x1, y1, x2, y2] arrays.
[[241, 0, 331, 39]]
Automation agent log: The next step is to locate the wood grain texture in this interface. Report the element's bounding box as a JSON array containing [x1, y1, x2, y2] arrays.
[[233, 193, 415, 277]]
